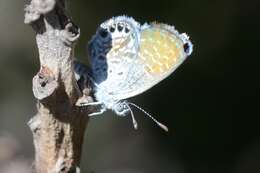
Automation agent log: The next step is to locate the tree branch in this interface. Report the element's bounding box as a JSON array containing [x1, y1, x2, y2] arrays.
[[24, 0, 92, 172]]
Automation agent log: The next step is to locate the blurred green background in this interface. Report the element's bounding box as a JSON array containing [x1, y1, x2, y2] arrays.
[[0, 0, 259, 173]]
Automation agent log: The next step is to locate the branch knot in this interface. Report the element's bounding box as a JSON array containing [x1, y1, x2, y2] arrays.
[[33, 66, 58, 100], [60, 22, 80, 46], [24, 0, 57, 24]]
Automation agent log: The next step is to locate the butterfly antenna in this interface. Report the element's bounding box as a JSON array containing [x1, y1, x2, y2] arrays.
[[128, 102, 168, 132], [125, 103, 138, 130]]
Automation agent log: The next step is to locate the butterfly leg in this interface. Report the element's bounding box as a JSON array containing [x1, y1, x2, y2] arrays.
[[88, 106, 106, 116], [78, 101, 106, 116], [76, 96, 102, 106], [80, 101, 103, 106], [76, 97, 106, 116]]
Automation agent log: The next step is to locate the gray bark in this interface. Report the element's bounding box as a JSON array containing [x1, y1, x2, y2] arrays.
[[24, 0, 92, 172]]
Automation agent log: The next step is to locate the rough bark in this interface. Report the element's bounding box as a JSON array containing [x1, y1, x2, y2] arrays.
[[24, 0, 92, 172]]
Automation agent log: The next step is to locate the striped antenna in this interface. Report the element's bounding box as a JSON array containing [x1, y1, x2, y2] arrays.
[[125, 103, 138, 129], [128, 102, 168, 132]]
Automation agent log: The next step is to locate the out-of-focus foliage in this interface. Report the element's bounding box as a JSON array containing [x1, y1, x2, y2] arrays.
[[0, 0, 259, 173]]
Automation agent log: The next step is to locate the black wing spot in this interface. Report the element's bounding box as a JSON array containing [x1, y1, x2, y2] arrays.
[[102, 67, 107, 72], [183, 43, 190, 54], [117, 23, 124, 32], [109, 24, 116, 33], [117, 72, 123, 75], [125, 27, 130, 33]]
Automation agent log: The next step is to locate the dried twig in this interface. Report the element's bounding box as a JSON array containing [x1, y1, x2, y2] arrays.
[[24, 0, 92, 172]]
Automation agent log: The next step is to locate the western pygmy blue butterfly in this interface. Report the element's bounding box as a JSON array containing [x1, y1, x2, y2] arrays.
[[80, 15, 193, 131]]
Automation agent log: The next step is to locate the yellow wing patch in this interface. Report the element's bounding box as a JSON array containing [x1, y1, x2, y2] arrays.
[[139, 26, 185, 75]]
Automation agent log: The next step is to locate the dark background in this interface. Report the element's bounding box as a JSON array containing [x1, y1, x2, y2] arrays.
[[0, 0, 259, 173]]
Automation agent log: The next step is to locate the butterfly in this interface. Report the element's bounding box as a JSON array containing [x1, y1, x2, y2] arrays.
[[77, 15, 193, 131]]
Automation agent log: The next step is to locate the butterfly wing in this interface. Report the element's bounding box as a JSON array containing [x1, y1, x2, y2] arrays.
[[88, 16, 193, 103], [112, 23, 193, 100]]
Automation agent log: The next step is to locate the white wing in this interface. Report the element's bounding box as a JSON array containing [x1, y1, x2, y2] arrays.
[[111, 23, 193, 100], [88, 17, 193, 102]]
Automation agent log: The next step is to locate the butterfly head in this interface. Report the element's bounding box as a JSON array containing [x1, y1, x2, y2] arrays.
[[112, 101, 130, 116]]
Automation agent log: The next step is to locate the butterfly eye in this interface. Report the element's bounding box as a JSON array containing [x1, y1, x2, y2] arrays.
[[117, 23, 124, 32], [123, 104, 128, 109], [109, 24, 116, 33]]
